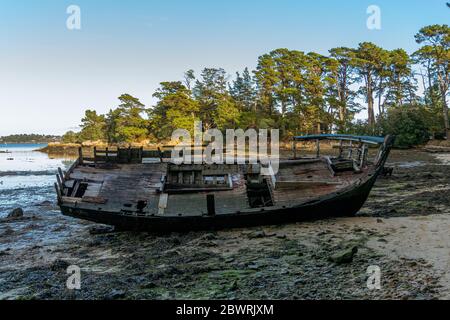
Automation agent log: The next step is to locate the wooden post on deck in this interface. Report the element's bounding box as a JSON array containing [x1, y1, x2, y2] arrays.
[[56, 174, 63, 195], [78, 147, 83, 164], [94, 147, 97, 165], [54, 183, 62, 205], [348, 141, 353, 158], [58, 167, 65, 183], [207, 194, 216, 216], [360, 144, 368, 168], [293, 140, 297, 159], [157, 147, 163, 163], [316, 139, 320, 158], [338, 140, 343, 158], [357, 142, 363, 164]]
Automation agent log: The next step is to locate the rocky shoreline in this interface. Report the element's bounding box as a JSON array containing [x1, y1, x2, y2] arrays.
[[37, 140, 367, 156], [37, 143, 83, 156], [1, 149, 450, 300]]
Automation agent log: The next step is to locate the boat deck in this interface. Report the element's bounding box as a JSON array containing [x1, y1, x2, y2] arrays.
[[60, 158, 371, 217], [55, 135, 394, 231]]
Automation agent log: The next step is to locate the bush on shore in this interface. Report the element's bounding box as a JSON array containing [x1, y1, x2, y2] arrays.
[[349, 104, 443, 148]]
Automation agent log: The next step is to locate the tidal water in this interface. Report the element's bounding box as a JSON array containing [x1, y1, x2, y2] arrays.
[[0, 144, 74, 218]]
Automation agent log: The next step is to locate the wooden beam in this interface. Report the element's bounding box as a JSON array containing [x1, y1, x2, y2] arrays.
[[56, 174, 63, 193], [61, 196, 79, 204], [324, 156, 336, 177], [338, 140, 343, 158], [207, 194, 216, 216], [65, 157, 79, 179], [293, 141, 297, 159], [78, 147, 83, 165], [82, 196, 107, 204], [54, 183, 62, 204], [157, 147, 163, 163], [58, 167, 65, 183], [71, 181, 80, 198], [348, 141, 353, 158], [316, 139, 320, 158], [158, 193, 168, 215], [276, 180, 342, 189], [360, 144, 368, 168]]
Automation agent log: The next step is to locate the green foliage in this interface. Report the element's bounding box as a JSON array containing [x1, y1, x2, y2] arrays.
[[150, 81, 199, 138], [253, 49, 342, 136], [79, 110, 106, 141], [381, 105, 432, 147], [61, 24, 448, 147], [61, 131, 80, 143], [229, 68, 256, 112], [384, 49, 417, 107], [193, 68, 229, 129], [106, 94, 149, 143], [328, 47, 360, 132], [414, 24, 450, 138], [214, 97, 240, 130], [349, 105, 436, 148]]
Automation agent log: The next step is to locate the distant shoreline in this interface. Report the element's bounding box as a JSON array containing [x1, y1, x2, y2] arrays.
[[0, 142, 49, 145], [0, 134, 61, 145]]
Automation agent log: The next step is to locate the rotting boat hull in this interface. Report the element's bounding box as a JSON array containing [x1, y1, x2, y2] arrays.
[[59, 163, 380, 233], [57, 135, 395, 233]]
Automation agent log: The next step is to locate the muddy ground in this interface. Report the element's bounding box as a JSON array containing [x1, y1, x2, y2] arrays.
[[0, 149, 449, 300]]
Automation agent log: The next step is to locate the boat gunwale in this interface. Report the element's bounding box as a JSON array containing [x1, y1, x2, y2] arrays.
[[293, 134, 386, 145]]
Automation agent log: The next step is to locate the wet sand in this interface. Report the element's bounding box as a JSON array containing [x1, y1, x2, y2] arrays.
[[0, 150, 449, 300]]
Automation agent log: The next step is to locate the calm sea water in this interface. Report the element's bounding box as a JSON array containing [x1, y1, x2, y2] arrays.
[[0, 144, 74, 218]]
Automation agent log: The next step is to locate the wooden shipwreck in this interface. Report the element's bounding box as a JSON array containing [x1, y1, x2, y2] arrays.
[[55, 135, 395, 232]]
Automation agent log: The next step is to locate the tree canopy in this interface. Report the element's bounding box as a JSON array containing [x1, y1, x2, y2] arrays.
[[63, 24, 450, 147]]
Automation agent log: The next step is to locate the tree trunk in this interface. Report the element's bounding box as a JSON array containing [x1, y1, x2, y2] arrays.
[[367, 74, 375, 128], [377, 78, 384, 118], [438, 72, 449, 139], [337, 84, 346, 132], [368, 93, 375, 127], [427, 63, 437, 108], [420, 69, 429, 105], [336, 69, 347, 133], [439, 87, 449, 140], [339, 104, 346, 132], [281, 100, 286, 137], [443, 101, 449, 140]]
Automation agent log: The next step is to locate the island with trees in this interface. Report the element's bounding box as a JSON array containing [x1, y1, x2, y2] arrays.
[[58, 24, 448, 151], [0, 134, 61, 144]]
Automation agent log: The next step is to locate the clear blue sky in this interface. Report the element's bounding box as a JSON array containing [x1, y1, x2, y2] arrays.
[[0, 0, 448, 135]]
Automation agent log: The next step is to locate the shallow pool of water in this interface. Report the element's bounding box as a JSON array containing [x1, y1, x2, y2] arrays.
[[0, 144, 75, 217]]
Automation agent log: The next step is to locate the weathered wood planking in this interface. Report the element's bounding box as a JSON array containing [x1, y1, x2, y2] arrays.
[[63, 155, 374, 218]]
